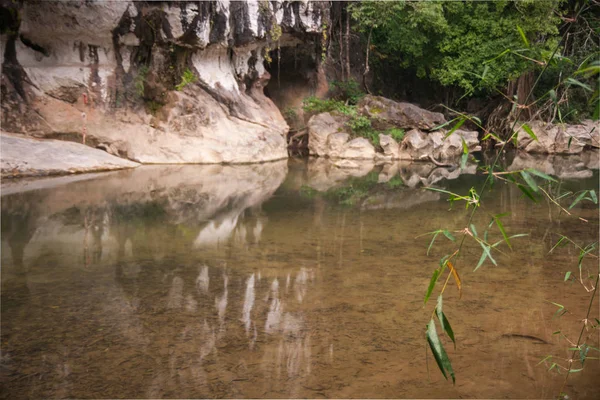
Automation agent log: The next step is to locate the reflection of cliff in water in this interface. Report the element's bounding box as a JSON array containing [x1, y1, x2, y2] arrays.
[[1, 163, 288, 270], [2, 157, 599, 399]]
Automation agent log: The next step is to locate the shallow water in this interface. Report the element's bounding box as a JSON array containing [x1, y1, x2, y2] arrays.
[[1, 156, 599, 399]]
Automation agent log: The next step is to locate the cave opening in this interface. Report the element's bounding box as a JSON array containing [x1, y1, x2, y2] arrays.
[[263, 44, 323, 156]]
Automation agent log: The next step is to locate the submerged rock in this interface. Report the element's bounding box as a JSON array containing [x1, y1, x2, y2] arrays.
[[1, 133, 139, 178]]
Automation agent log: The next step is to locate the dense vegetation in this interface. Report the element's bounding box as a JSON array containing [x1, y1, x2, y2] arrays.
[[327, 0, 599, 131]]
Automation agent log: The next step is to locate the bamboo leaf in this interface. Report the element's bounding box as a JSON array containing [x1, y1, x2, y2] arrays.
[[460, 137, 469, 155], [431, 118, 456, 132], [440, 312, 456, 349], [527, 168, 557, 182], [521, 123, 538, 141], [564, 271, 572, 282], [566, 77, 593, 91], [574, 65, 600, 76], [537, 355, 552, 366], [426, 319, 455, 384], [589, 190, 597, 204], [424, 269, 440, 305], [516, 25, 529, 48], [436, 297, 457, 349], [427, 231, 440, 255], [481, 65, 489, 81], [445, 118, 466, 139], [447, 260, 462, 299], [569, 190, 588, 209], [549, 235, 567, 253], [470, 224, 478, 237], [442, 230, 456, 242], [460, 152, 468, 169], [474, 249, 487, 272], [479, 242, 497, 266], [436, 295, 444, 329], [517, 184, 538, 202], [580, 344, 589, 366], [494, 214, 511, 249], [520, 170, 539, 193]]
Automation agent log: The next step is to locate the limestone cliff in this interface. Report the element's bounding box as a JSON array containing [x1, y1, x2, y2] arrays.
[[1, 0, 329, 164]]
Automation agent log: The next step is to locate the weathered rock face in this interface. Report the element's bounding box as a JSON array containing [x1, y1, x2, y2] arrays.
[[357, 95, 446, 130], [307, 110, 480, 163], [1, 133, 139, 178], [516, 120, 599, 154], [1, 0, 329, 164], [401, 128, 480, 162]]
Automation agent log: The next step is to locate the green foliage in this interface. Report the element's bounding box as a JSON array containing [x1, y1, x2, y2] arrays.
[[283, 107, 298, 122], [349, 0, 563, 96], [299, 185, 319, 199], [386, 175, 403, 189], [175, 68, 197, 91], [347, 115, 371, 134], [302, 96, 345, 114], [146, 100, 162, 115], [134, 65, 149, 98], [330, 79, 365, 104], [325, 172, 380, 206], [386, 127, 405, 142], [347, 115, 382, 146]]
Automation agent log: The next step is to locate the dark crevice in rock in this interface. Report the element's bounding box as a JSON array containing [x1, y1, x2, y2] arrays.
[[209, 5, 227, 44], [1, 2, 29, 102], [19, 34, 50, 57], [230, 1, 254, 47]]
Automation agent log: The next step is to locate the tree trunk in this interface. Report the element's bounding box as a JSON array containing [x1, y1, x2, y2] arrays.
[[338, 3, 344, 81], [344, 2, 350, 81], [508, 71, 536, 120], [362, 27, 372, 94]]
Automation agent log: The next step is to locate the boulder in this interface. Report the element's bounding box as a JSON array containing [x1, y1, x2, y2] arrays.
[[432, 129, 480, 162], [516, 120, 599, 154], [400, 129, 432, 160], [357, 95, 446, 130], [307, 113, 350, 157], [1, 132, 139, 178], [379, 134, 400, 159], [338, 138, 376, 160]]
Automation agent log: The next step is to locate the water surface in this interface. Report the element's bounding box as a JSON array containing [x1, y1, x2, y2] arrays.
[[1, 156, 599, 399]]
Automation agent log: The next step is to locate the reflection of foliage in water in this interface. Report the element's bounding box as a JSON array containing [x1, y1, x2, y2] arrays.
[[301, 172, 404, 206], [112, 200, 168, 223]]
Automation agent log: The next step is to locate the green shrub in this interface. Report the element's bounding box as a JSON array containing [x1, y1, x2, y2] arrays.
[[303, 96, 343, 114], [387, 127, 405, 142], [330, 79, 365, 105], [175, 68, 197, 91], [283, 107, 298, 121], [386, 175, 404, 188], [346, 115, 380, 146], [302, 96, 360, 117], [347, 115, 372, 133]]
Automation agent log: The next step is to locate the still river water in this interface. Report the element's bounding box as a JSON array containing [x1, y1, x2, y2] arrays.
[[1, 153, 599, 399]]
